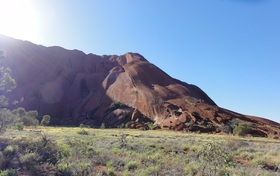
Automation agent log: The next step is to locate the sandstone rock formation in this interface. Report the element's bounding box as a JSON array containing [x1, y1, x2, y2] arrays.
[[0, 35, 279, 137]]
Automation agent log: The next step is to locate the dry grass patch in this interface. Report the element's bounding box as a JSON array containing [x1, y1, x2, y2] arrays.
[[0, 127, 279, 175]]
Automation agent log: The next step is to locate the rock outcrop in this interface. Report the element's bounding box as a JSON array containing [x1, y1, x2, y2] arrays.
[[0, 35, 279, 137]]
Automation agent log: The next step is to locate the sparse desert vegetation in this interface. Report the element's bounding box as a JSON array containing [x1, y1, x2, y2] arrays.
[[1, 38, 280, 176], [0, 127, 279, 176]]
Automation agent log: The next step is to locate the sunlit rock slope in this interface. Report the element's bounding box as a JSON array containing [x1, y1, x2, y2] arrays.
[[0, 35, 279, 137]]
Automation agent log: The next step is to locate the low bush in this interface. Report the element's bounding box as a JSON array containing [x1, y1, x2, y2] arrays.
[[79, 124, 90, 128], [126, 161, 138, 171], [16, 122, 24, 131], [0, 169, 17, 176], [219, 118, 238, 134], [0, 135, 59, 175], [41, 115, 51, 126], [77, 129, 89, 135], [197, 141, 235, 175], [234, 123, 252, 136], [108, 101, 129, 111]]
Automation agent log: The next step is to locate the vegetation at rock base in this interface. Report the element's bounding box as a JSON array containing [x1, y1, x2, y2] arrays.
[[41, 115, 51, 126], [0, 127, 279, 176], [0, 50, 17, 132], [0, 50, 52, 133], [108, 101, 129, 111], [233, 123, 252, 137]]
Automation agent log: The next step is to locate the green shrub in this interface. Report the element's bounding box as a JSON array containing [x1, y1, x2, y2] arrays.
[[126, 161, 138, 171], [108, 101, 129, 111], [12, 107, 26, 117], [79, 124, 90, 128], [41, 115, 51, 126], [58, 145, 72, 158], [20, 110, 39, 127], [2, 146, 17, 159], [57, 162, 72, 175], [1, 145, 18, 169], [0, 109, 17, 132], [106, 167, 116, 176], [234, 123, 252, 136], [16, 122, 24, 131], [183, 162, 200, 175], [20, 152, 40, 170], [145, 122, 154, 130], [77, 129, 89, 135], [0, 169, 17, 176], [219, 118, 239, 134], [197, 141, 234, 175], [77, 162, 91, 175]]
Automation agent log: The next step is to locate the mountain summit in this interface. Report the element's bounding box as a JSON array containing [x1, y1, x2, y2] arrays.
[[0, 35, 279, 137]]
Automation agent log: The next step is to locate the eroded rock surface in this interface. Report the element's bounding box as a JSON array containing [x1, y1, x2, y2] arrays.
[[1, 35, 279, 137]]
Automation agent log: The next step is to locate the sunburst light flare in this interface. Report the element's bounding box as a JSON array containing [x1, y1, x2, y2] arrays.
[[0, 0, 38, 41]]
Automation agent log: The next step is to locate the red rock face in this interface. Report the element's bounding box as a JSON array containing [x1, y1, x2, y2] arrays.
[[0, 35, 279, 136]]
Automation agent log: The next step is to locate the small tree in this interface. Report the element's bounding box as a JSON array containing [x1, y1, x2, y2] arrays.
[[0, 50, 17, 132], [12, 107, 26, 117], [219, 118, 239, 134], [21, 110, 39, 127], [41, 115, 51, 126], [0, 108, 17, 132]]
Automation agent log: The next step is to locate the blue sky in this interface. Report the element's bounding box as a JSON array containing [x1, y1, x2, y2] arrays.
[[0, 0, 279, 122]]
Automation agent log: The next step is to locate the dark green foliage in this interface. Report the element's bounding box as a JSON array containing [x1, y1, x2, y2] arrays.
[[108, 101, 129, 111], [185, 121, 195, 128], [41, 115, 51, 126], [145, 122, 154, 130]]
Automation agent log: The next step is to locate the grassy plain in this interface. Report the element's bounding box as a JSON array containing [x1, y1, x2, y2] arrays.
[[0, 127, 280, 176]]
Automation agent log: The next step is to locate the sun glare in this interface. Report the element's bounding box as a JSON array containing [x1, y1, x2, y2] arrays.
[[0, 0, 38, 41]]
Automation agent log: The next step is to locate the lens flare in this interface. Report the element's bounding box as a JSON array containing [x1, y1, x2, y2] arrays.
[[0, 0, 38, 41]]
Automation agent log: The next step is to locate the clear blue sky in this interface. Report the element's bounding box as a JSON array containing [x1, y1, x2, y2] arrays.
[[1, 0, 279, 122]]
